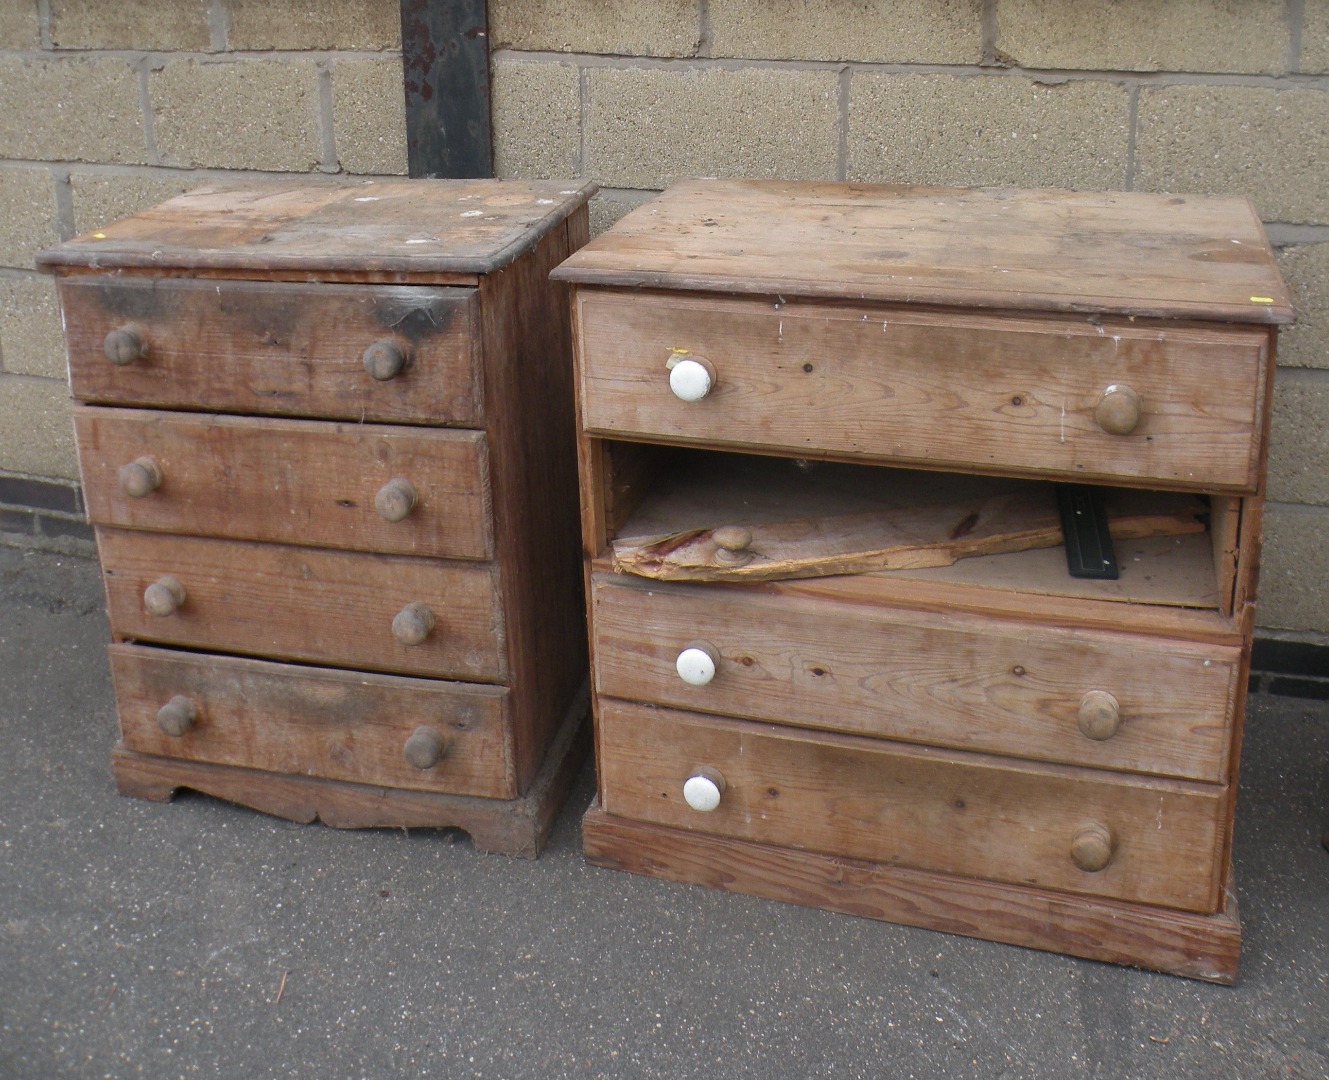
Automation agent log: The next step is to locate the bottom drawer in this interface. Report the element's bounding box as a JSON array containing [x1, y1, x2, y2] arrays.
[[110, 644, 515, 799], [598, 699, 1229, 913]]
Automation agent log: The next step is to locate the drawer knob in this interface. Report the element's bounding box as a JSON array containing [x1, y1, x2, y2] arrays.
[[374, 477, 418, 522], [676, 641, 719, 686], [143, 575, 185, 617], [118, 456, 163, 498], [403, 725, 448, 769], [1070, 823, 1115, 873], [682, 767, 726, 812], [392, 601, 435, 645], [104, 325, 147, 365], [712, 525, 753, 567], [1095, 384, 1142, 436], [363, 339, 410, 381], [1077, 690, 1121, 741], [156, 695, 197, 737], [667, 355, 715, 402]]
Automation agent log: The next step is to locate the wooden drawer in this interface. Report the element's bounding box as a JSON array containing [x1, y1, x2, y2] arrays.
[[591, 574, 1240, 782], [598, 700, 1229, 912], [110, 644, 516, 798], [76, 407, 492, 560], [98, 528, 506, 682], [576, 291, 1270, 492], [60, 276, 482, 425]]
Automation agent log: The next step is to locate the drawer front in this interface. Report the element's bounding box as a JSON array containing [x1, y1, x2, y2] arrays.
[[61, 276, 482, 425], [76, 407, 492, 560], [98, 529, 506, 682], [577, 291, 1269, 492], [110, 644, 515, 798], [592, 575, 1239, 782], [599, 701, 1228, 912]]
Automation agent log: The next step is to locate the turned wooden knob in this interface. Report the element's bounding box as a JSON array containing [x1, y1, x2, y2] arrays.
[[104, 325, 147, 365], [712, 525, 753, 567], [363, 339, 409, 381], [143, 575, 185, 616], [118, 456, 163, 498], [1095, 384, 1142, 436], [667, 354, 715, 402], [1077, 690, 1121, 741], [1071, 823, 1115, 872], [683, 767, 726, 812], [392, 601, 435, 645], [156, 695, 196, 737], [676, 641, 719, 687], [374, 477, 417, 522], [403, 725, 447, 769]]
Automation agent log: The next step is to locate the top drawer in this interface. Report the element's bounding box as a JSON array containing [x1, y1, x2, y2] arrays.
[[60, 276, 482, 426], [576, 290, 1271, 492]]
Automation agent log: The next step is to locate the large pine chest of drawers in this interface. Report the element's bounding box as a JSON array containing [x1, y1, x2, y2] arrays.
[[553, 179, 1293, 978], [40, 179, 594, 855]]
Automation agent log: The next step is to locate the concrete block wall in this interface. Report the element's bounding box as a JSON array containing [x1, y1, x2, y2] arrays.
[[0, 0, 406, 548], [489, 0, 1329, 638], [1, 0, 1325, 640]]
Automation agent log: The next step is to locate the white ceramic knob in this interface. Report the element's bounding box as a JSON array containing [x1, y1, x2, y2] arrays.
[[676, 642, 719, 686], [683, 769, 725, 812], [668, 357, 713, 402]]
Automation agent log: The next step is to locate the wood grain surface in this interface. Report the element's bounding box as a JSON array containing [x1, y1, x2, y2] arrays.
[[110, 644, 515, 798], [110, 682, 589, 854], [76, 408, 492, 559], [98, 528, 506, 681], [577, 291, 1270, 491], [597, 700, 1229, 912], [40, 179, 599, 276], [582, 802, 1241, 983], [554, 179, 1292, 325], [61, 276, 485, 424], [591, 573, 1239, 781]]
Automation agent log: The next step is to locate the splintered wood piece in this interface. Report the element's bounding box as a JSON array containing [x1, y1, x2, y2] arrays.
[[611, 485, 1207, 583]]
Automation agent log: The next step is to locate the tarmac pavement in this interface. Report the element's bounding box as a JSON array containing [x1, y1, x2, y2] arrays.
[[1, 544, 1326, 1079]]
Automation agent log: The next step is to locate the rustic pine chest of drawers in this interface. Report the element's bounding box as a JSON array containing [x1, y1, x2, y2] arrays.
[[40, 179, 594, 855], [554, 179, 1293, 979]]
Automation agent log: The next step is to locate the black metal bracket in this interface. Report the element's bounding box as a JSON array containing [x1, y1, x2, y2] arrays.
[[400, 0, 492, 179], [1057, 484, 1119, 580]]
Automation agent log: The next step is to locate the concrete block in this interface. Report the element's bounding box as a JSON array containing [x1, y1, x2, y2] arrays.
[[710, 0, 981, 63], [1135, 85, 1329, 225], [492, 59, 581, 181], [150, 59, 322, 171], [224, 0, 400, 50], [586, 66, 839, 190], [848, 73, 1129, 190], [70, 172, 197, 236], [1275, 243, 1329, 369], [489, 0, 700, 57], [0, 56, 146, 165], [589, 189, 656, 239], [0, 375, 77, 481], [0, 276, 66, 380], [1258, 502, 1329, 632], [1267, 372, 1329, 506], [332, 57, 408, 176], [996, 0, 1288, 74], [0, 2, 39, 47], [50, 0, 211, 50], [0, 169, 60, 271], [1302, 0, 1329, 73]]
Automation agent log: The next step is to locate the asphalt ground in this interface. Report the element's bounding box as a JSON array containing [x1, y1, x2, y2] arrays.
[[1, 544, 1326, 1079]]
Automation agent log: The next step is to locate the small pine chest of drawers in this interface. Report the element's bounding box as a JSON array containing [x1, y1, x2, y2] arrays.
[[553, 179, 1293, 979], [39, 179, 594, 855]]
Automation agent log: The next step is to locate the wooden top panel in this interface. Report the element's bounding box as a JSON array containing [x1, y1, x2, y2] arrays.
[[552, 179, 1293, 324], [38, 178, 597, 276]]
